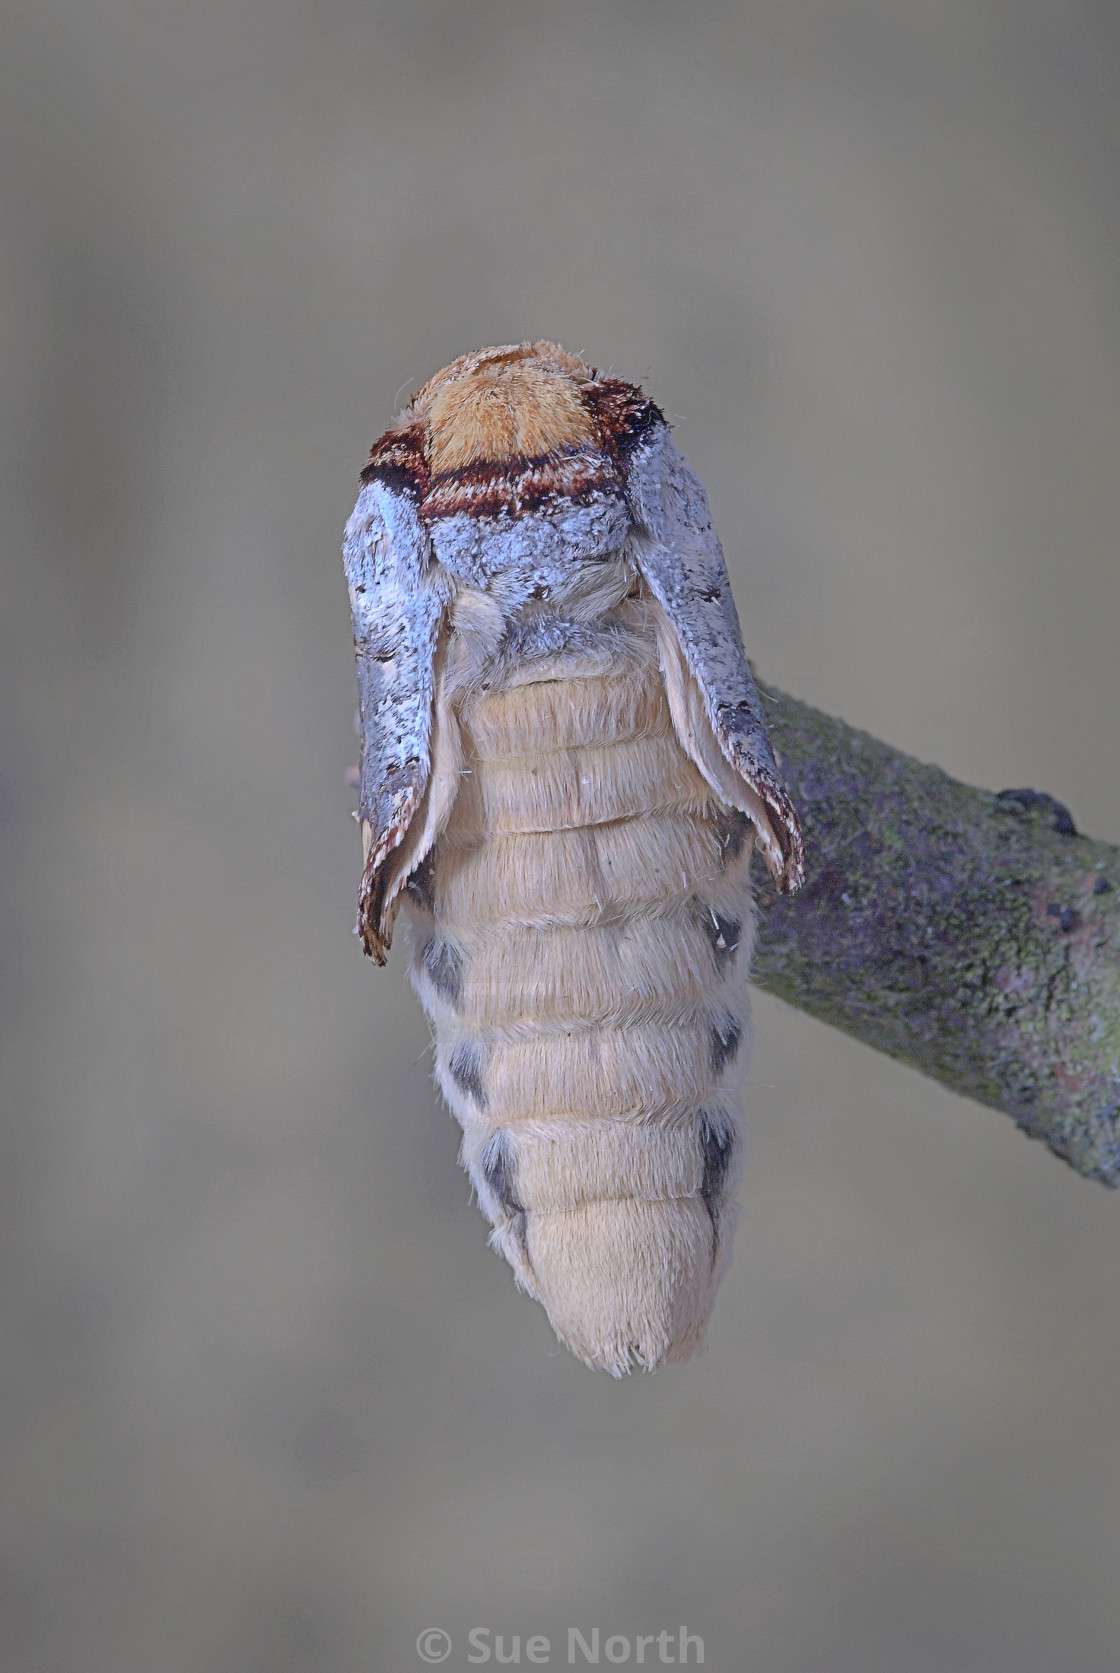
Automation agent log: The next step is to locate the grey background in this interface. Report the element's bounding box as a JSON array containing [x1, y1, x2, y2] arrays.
[[3, 4, 1120, 1670]]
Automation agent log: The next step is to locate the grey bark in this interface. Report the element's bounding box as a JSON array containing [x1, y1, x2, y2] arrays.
[[752, 685, 1120, 1187]]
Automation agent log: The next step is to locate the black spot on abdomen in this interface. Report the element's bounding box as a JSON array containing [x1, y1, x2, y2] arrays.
[[478, 1131, 529, 1262], [448, 1040, 487, 1108], [698, 1115, 735, 1221], [405, 853, 436, 914], [421, 936, 464, 1006], [479, 1131, 524, 1218], [713, 809, 752, 867]]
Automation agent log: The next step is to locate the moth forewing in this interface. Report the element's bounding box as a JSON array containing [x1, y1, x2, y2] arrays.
[[626, 429, 804, 892], [342, 480, 449, 961], [344, 342, 802, 1373]]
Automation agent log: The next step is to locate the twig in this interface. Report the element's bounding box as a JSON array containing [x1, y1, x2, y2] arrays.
[[752, 685, 1120, 1186]]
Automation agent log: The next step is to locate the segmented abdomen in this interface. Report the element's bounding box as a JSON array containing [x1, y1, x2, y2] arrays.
[[404, 616, 755, 1374]]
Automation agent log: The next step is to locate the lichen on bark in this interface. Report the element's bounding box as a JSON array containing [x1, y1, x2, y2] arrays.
[[751, 685, 1120, 1186]]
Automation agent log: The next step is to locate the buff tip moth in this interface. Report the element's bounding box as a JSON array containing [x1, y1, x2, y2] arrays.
[[343, 342, 803, 1374]]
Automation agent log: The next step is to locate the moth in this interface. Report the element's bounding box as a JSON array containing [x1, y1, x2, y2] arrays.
[[343, 342, 803, 1374]]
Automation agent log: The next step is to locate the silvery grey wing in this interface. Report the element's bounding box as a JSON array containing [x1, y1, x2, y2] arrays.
[[625, 425, 804, 893], [343, 480, 449, 960]]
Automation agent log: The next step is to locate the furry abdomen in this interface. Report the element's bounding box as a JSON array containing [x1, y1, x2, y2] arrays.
[[404, 606, 755, 1375]]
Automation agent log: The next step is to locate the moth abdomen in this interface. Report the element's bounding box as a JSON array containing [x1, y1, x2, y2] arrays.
[[409, 609, 755, 1371]]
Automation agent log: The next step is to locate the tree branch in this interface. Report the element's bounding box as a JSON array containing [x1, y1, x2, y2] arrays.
[[752, 685, 1120, 1186]]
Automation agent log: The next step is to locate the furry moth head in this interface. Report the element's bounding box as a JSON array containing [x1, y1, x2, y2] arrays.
[[343, 342, 803, 1373]]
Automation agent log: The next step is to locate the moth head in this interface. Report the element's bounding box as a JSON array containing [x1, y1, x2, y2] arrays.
[[412, 341, 596, 474]]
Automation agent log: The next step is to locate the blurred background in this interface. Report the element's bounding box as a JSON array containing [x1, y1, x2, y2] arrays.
[[3, 3, 1120, 1669]]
